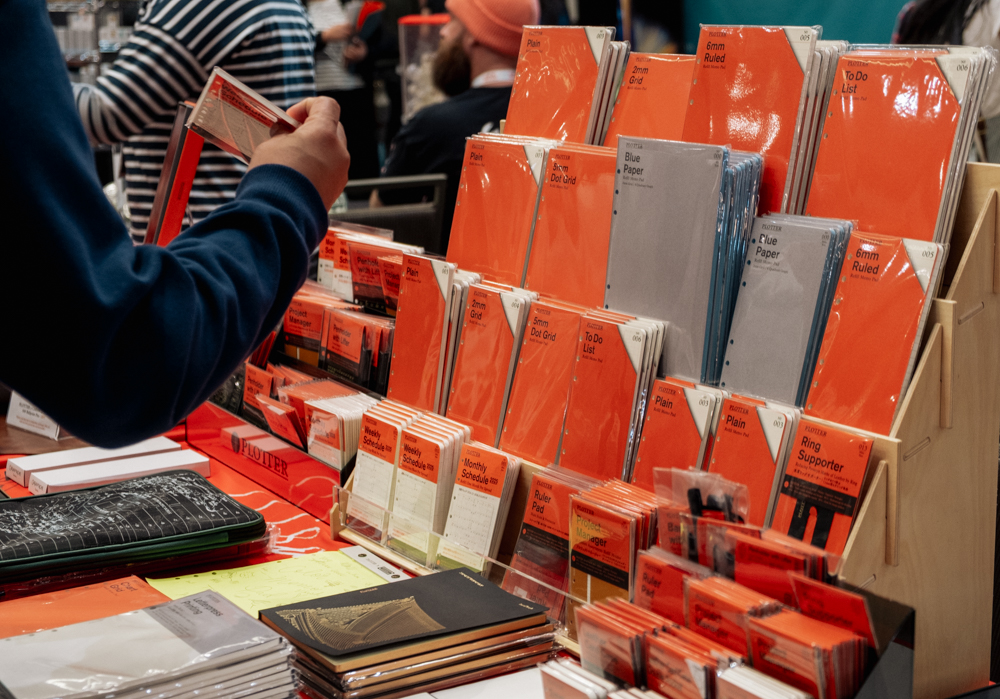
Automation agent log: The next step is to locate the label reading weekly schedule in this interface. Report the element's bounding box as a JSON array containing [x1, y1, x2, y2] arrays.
[[389, 430, 444, 561], [347, 414, 400, 537]]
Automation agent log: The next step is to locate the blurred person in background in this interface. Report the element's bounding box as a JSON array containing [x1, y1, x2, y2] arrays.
[[74, 0, 317, 242], [895, 0, 1000, 162], [310, 0, 382, 180], [374, 0, 540, 251]]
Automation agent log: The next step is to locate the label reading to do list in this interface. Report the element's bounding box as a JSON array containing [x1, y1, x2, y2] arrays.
[[390, 431, 442, 558], [439, 446, 508, 569], [347, 414, 400, 535]]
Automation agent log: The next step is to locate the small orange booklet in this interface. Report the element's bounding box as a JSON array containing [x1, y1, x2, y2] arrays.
[[806, 49, 959, 241], [387, 254, 454, 411], [604, 53, 695, 146], [499, 300, 583, 465], [684, 25, 818, 214], [805, 232, 942, 434], [447, 137, 547, 286], [522, 145, 616, 307], [770, 418, 873, 556], [0, 577, 168, 637], [505, 26, 611, 143]]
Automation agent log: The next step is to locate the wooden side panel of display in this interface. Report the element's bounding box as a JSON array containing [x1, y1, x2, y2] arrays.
[[840, 165, 1000, 699]]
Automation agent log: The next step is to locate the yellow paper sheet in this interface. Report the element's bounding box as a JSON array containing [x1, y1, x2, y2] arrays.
[[147, 550, 387, 616]]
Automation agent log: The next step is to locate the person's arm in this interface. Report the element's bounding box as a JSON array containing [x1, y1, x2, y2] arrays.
[[0, 0, 348, 448]]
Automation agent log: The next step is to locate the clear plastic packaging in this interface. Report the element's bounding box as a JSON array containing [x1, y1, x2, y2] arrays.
[[398, 14, 449, 124]]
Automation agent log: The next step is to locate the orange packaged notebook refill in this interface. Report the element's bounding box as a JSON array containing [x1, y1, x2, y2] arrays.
[[445, 284, 533, 446], [684, 25, 821, 214], [505, 25, 613, 143], [522, 144, 616, 307], [499, 300, 583, 465], [805, 46, 995, 243], [446, 135, 547, 286], [804, 232, 944, 434], [387, 255, 456, 412], [603, 53, 695, 146]]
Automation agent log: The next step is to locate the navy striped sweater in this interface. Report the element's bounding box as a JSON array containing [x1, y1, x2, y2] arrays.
[[75, 0, 317, 241]]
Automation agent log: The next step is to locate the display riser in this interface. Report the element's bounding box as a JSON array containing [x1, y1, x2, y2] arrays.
[[838, 163, 1000, 699]]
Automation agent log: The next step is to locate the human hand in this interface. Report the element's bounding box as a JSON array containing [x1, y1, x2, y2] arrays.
[[248, 97, 350, 210], [343, 38, 367, 64], [322, 22, 354, 42]]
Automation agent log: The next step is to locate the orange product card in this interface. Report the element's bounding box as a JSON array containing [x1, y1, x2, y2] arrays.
[[0, 577, 169, 638], [505, 26, 609, 143], [322, 308, 367, 368], [445, 285, 520, 446], [575, 605, 641, 686], [378, 254, 403, 315], [805, 232, 939, 434], [243, 363, 275, 411], [770, 418, 873, 556], [705, 398, 790, 527], [304, 401, 342, 459], [283, 296, 328, 351], [454, 442, 509, 498], [644, 633, 715, 699], [523, 146, 616, 307], [349, 239, 395, 311], [279, 380, 356, 427], [570, 496, 636, 602], [317, 232, 353, 297], [522, 470, 579, 551], [790, 572, 876, 649], [634, 550, 703, 625], [683, 26, 816, 214], [560, 319, 644, 480], [447, 138, 545, 286], [748, 609, 859, 698], [604, 53, 695, 146], [387, 254, 454, 411], [257, 394, 305, 449], [632, 378, 711, 492], [398, 428, 441, 484], [499, 301, 583, 464], [730, 531, 808, 606], [685, 577, 775, 656], [805, 51, 959, 241]]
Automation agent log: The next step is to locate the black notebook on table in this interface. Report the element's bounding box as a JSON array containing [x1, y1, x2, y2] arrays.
[[260, 568, 549, 672]]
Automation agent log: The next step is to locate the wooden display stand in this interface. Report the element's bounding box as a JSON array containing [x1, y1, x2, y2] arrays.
[[329, 164, 1000, 698], [838, 163, 1000, 699]]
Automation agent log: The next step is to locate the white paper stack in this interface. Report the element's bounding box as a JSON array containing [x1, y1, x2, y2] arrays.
[[345, 400, 423, 543], [388, 414, 471, 564], [440, 269, 483, 414], [0, 591, 297, 699], [588, 40, 631, 147], [304, 393, 381, 470]]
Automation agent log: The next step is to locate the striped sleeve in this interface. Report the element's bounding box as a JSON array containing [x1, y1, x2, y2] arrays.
[[74, 0, 316, 241]]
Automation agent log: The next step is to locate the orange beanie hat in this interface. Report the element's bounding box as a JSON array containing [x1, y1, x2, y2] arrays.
[[445, 0, 540, 58]]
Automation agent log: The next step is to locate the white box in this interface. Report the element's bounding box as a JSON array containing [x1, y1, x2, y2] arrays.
[[28, 450, 211, 495], [6, 437, 182, 487]]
